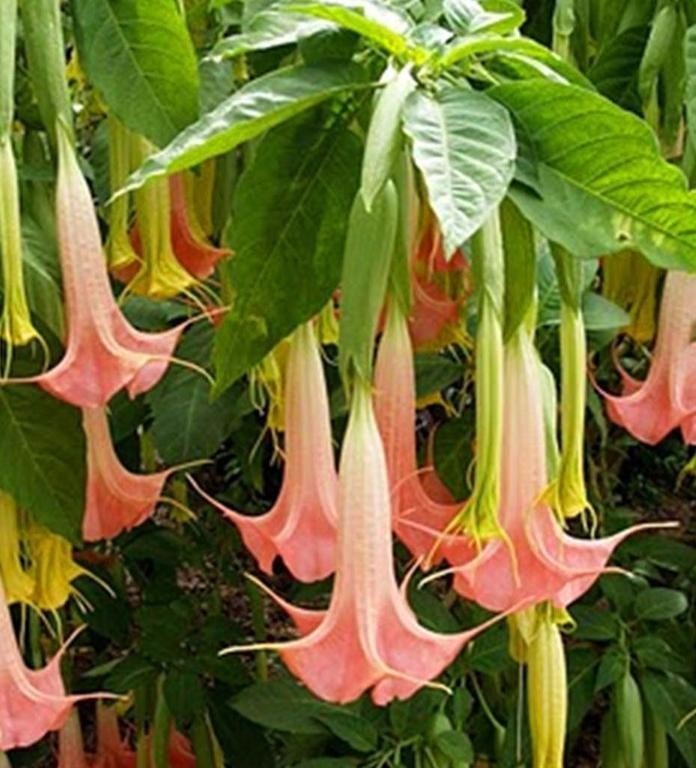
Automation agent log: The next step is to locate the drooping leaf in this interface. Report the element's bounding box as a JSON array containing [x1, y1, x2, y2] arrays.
[[0, 386, 85, 542], [213, 113, 362, 392], [403, 86, 516, 257], [491, 80, 696, 272], [588, 25, 649, 113], [361, 66, 416, 211], [124, 63, 367, 193], [501, 196, 536, 340], [71, 0, 200, 147]]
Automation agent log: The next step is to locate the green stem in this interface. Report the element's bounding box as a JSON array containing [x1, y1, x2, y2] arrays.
[[21, 0, 74, 146], [152, 675, 172, 768], [245, 579, 269, 681], [191, 713, 217, 768]]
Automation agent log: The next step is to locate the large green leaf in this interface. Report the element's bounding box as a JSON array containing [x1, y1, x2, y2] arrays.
[[71, 0, 200, 148], [124, 63, 367, 193], [213, 113, 362, 392], [403, 87, 516, 257], [0, 386, 85, 542], [283, 0, 419, 58], [210, 11, 333, 59], [492, 80, 696, 272], [147, 325, 245, 463]]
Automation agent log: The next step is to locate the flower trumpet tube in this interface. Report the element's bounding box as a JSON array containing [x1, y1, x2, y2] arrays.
[[408, 218, 469, 351], [374, 299, 471, 563], [224, 386, 508, 706], [0, 492, 33, 606], [602, 271, 696, 445], [0, 576, 86, 751], [25, 526, 87, 611], [10, 123, 194, 407], [122, 139, 198, 299], [602, 251, 659, 344], [0, 138, 43, 361], [547, 287, 592, 521], [82, 406, 172, 541], [425, 320, 672, 612], [105, 116, 140, 273], [94, 703, 136, 768], [438, 211, 506, 552], [191, 322, 338, 582], [169, 173, 229, 280], [58, 709, 90, 768]]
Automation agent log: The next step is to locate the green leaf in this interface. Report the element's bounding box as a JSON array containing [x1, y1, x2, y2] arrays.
[[283, 0, 417, 58], [638, 5, 678, 106], [147, 324, 242, 463], [21, 215, 64, 340], [633, 636, 692, 677], [588, 25, 649, 113], [570, 605, 621, 641], [403, 87, 516, 257], [213, 113, 362, 392], [685, 25, 696, 152], [0, 386, 84, 542], [443, 0, 524, 35], [567, 647, 598, 731], [438, 35, 590, 87], [641, 671, 696, 765], [634, 588, 689, 621], [414, 353, 462, 399], [433, 730, 474, 762], [491, 80, 696, 272], [71, 0, 200, 147], [582, 292, 630, 331], [433, 413, 474, 499], [232, 680, 377, 751], [124, 63, 367, 193], [164, 670, 206, 725], [595, 646, 629, 692], [361, 66, 416, 211], [210, 10, 333, 59], [339, 182, 398, 384]]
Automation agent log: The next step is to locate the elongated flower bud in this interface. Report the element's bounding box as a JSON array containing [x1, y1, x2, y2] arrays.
[[527, 607, 567, 768]]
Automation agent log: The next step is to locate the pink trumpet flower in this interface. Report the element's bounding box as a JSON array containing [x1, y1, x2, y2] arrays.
[[226, 387, 506, 706], [13, 124, 189, 407], [0, 577, 85, 751], [408, 220, 469, 351], [428, 324, 670, 613], [374, 301, 472, 564], [82, 406, 172, 541], [169, 174, 229, 279], [602, 271, 696, 445], [58, 710, 90, 768], [191, 322, 338, 582]]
